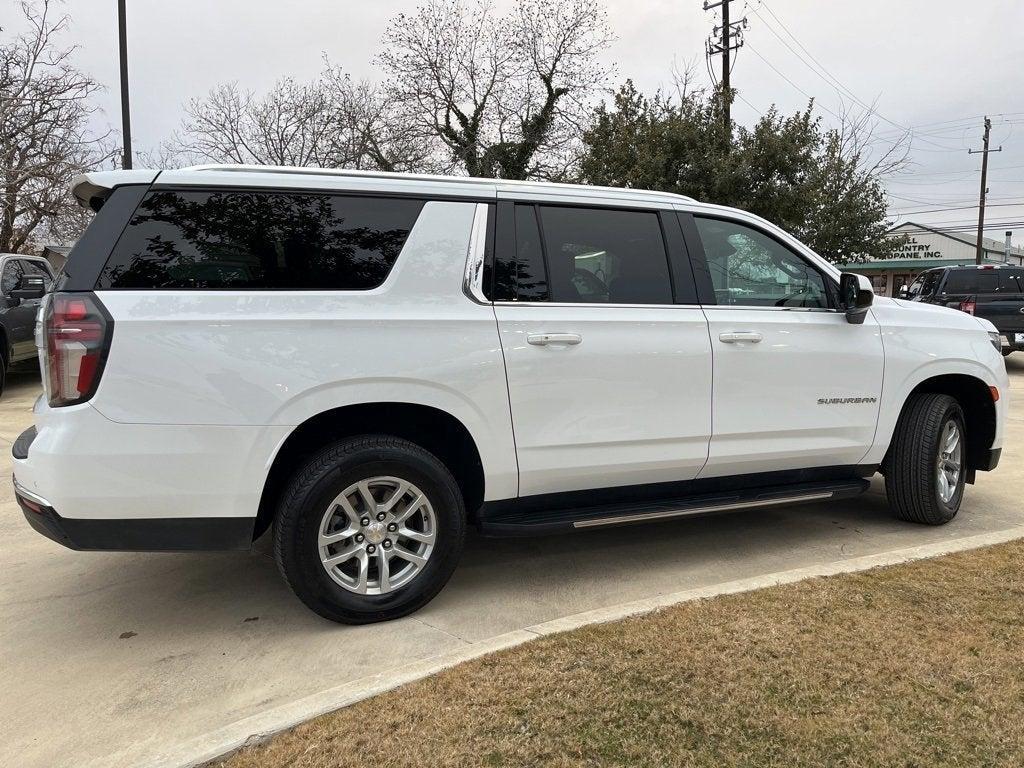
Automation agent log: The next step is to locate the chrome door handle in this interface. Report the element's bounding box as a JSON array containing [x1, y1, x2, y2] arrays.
[[527, 333, 582, 346], [719, 331, 762, 344]]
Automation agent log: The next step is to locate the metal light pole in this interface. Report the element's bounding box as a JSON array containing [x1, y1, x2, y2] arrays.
[[118, 0, 133, 169]]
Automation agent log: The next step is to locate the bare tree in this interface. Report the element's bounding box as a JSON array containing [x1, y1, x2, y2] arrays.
[[181, 67, 435, 172], [0, 0, 114, 253], [182, 79, 333, 167], [320, 65, 440, 173], [378, 0, 613, 180]]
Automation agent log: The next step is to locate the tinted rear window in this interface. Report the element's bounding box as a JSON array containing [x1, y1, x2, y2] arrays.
[[537, 205, 672, 304], [1000, 270, 1024, 293], [942, 269, 999, 294], [97, 190, 424, 290]]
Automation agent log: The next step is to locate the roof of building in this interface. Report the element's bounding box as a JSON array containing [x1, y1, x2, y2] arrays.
[[852, 258, 1011, 272], [888, 220, 1024, 257]]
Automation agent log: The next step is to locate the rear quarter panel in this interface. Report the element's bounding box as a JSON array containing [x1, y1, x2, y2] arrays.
[[89, 200, 518, 501]]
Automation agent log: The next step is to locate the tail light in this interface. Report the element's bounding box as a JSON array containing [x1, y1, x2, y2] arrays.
[[40, 293, 113, 407], [959, 298, 976, 315]]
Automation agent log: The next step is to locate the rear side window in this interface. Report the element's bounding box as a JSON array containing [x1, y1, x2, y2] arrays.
[[538, 206, 672, 304], [492, 204, 676, 304], [943, 269, 999, 294], [97, 190, 424, 290], [999, 269, 1024, 293], [540, 205, 675, 305]]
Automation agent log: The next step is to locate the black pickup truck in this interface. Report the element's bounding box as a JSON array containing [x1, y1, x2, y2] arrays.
[[901, 265, 1024, 356]]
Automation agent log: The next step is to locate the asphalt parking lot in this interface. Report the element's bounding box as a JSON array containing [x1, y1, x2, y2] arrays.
[[3, 359, 1024, 768]]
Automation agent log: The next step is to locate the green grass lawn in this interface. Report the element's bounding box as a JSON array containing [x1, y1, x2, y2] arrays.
[[222, 540, 1024, 767]]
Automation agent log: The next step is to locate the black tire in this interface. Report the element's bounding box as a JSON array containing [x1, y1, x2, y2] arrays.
[[883, 393, 966, 525], [274, 435, 465, 624], [0, 348, 7, 399]]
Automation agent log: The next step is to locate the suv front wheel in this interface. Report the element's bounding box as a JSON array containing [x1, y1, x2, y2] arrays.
[[884, 393, 966, 525], [274, 435, 465, 624]]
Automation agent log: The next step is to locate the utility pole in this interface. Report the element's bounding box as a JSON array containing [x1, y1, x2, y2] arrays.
[[118, 0, 133, 169], [968, 116, 1002, 264], [703, 0, 746, 147]]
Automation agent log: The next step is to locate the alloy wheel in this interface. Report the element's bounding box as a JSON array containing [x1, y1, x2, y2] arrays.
[[936, 420, 962, 504], [318, 476, 437, 595]]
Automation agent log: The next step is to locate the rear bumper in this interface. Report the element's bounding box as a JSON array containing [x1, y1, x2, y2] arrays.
[[11, 400, 288, 524], [11, 402, 285, 551], [14, 478, 253, 551]]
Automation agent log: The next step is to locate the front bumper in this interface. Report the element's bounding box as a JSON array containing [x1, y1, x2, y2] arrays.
[[14, 476, 253, 551], [999, 332, 1024, 351]]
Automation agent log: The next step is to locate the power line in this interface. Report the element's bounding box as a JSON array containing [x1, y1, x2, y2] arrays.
[[874, 113, 1024, 141], [744, 44, 846, 123], [888, 202, 1023, 216], [891, 221, 1024, 235], [747, 0, 971, 155], [750, 4, 912, 135]]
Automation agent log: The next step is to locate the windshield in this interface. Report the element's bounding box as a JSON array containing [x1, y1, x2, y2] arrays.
[[906, 272, 929, 298]]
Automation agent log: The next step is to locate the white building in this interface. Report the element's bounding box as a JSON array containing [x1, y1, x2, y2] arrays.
[[848, 222, 1024, 297]]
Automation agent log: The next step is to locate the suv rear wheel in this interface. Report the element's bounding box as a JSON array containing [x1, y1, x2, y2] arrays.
[[884, 393, 966, 525], [274, 435, 465, 624]]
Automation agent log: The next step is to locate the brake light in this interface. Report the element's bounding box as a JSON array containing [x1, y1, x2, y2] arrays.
[[41, 293, 112, 407], [959, 298, 976, 315]]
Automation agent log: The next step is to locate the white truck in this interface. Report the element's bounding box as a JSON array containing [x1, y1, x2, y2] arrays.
[[13, 166, 1007, 623]]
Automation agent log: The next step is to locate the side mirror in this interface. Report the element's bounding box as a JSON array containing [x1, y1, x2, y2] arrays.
[[897, 285, 910, 299], [9, 274, 46, 301], [839, 272, 873, 325]]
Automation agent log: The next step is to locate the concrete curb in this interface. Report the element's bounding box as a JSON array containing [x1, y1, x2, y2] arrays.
[[105, 525, 1024, 768]]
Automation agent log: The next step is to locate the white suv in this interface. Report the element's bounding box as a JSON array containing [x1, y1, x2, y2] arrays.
[[13, 166, 1008, 623]]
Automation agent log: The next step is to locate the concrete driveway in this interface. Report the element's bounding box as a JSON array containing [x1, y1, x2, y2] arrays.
[[2, 360, 1023, 768]]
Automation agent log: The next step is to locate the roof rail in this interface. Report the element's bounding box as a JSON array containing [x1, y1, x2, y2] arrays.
[[183, 164, 694, 201]]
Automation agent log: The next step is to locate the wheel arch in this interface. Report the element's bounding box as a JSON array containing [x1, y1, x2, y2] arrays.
[[884, 373, 996, 480], [255, 402, 486, 540]]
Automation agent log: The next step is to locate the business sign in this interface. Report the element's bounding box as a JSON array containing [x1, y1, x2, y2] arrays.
[[889, 235, 944, 260]]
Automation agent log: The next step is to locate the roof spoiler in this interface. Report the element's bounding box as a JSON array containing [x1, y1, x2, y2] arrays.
[[71, 170, 160, 208]]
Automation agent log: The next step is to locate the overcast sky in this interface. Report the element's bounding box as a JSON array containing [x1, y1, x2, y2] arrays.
[[7, 0, 1024, 245]]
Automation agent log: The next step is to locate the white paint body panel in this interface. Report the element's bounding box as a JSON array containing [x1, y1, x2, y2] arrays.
[[17, 200, 519, 519], [700, 307, 884, 477], [861, 297, 1008, 464], [14, 399, 287, 520], [495, 304, 713, 495], [12, 166, 1009, 529]]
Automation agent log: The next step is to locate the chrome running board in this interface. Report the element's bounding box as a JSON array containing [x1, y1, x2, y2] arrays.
[[572, 491, 835, 529], [477, 478, 871, 537]]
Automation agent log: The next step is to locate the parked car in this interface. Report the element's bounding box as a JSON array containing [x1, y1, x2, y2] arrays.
[[901, 264, 1024, 355], [13, 166, 1008, 624], [0, 253, 54, 396]]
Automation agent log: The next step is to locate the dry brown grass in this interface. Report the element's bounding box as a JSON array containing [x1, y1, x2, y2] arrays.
[[223, 540, 1024, 767]]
